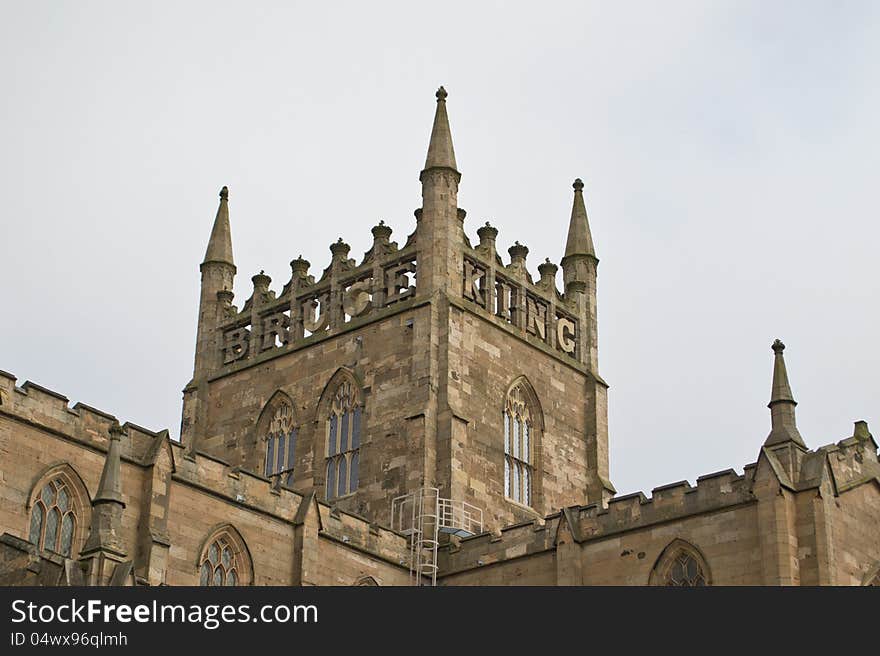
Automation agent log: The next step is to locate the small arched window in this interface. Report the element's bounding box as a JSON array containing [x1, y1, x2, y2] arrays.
[[29, 478, 78, 557], [198, 528, 252, 586], [326, 380, 361, 500], [649, 539, 711, 586], [263, 399, 297, 485], [503, 383, 535, 507]]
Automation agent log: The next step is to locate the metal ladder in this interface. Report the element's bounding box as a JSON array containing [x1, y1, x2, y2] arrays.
[[392, 487, 440, 586], [392, 487, 483, 587]]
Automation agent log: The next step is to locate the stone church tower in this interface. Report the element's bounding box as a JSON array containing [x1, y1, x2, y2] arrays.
[[179, 87, 615, 530], [2, 87, 878, 587]]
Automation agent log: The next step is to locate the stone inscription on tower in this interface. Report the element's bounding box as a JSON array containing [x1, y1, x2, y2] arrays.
[[461, 257, 578, 358], [220, 252, 417, 366]]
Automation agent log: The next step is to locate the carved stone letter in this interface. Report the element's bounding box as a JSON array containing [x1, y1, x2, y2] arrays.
[[556, 316, 576, 354], [223, 328, 250, 364], [261, 312, 290, 351], [343, 279, 373, 318], [302, 293, 329, 334], [385, 262, 416, 304], [509, 286, 523, 327], [463, 260, 486, 307], [526, 297, 547, 340]]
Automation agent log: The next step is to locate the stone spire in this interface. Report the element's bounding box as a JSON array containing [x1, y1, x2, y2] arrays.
[[81, 422, 127, 558], [564, 178, 596, 260], [202, 186, 235, 268], [422, 86, 458, 174], [765, 339, 807, 448], [187, 186, 238, 430]]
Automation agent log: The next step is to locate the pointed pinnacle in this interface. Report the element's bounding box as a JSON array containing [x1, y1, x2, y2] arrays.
[[423, 86, 458, 172], [769, 339, 795, 405], [765, 338, 806, 448], [564, 178, 595, 259], [94, 422, 125, 505], [203, 185, 235, 267]]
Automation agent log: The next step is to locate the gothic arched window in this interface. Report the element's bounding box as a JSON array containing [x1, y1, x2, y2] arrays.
[[27, 466, 89, 559], [649, 539, 711, 586], [504, 382, 535, 507], [663, 552, 706, 586], [29, 478, 78, 557], [198, 527, 253, 586], [262, 398, 297, 485], [326, 379, 362, 500]]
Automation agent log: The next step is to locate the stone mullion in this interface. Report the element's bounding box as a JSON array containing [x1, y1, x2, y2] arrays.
[[249, 304, 263, 359], [484, 257, 496, 315], [291, 296, 304, 342], [371, 258, 385, 310], [513, 283, 527, 333], [546, 294, 557, 351], [329, 276, 343, 331]]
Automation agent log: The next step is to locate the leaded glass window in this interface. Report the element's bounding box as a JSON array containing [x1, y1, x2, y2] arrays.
[[28, 479, 77, 557], [504, 384, 534, 507], [199, 535, 241, 587], [326, 381, 361, 499], [264, 401, 298, 484], [664, 553, 707, 587]]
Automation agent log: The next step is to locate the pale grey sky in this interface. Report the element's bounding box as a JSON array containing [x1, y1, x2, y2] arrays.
[[1, 1, 877, 496]]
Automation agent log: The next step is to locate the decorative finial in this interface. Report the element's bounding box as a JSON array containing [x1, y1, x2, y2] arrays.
[[291, 255, 310, 274], [508, 241, 529, 260], [477, 221, 497, 242], [772, 339, 785, 354], [220, 186, 229, 199], [372, 220, 393, 240], [436, 86, 448, 101], [260, 269, 265, 275], [330, 238, 350, 258], [538, 258, 558, 278], [379, 219, 385, 226], [573, 178, 584, 192]]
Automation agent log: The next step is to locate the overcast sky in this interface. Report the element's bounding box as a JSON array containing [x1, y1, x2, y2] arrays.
[[1, 1, 877, 497]]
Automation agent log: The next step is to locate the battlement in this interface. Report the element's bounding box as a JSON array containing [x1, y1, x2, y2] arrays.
[[440, 422, 880, 578], [439, 464, 757, 575], [215, 220, 419, 373], [824, 422, 880, 494], [0, 371, 168, 463]]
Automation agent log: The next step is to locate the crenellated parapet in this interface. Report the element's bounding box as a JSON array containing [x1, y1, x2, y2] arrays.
[[216, 220, 419, 370], [807, 421, 879, 494], [439, 464, 759, 575], [0, 370, 168, 464], [459, 223, 581, 363], [440, 415, 880, 579]]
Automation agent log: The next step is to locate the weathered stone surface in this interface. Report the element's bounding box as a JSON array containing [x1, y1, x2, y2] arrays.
[[1, 89, 878, 587]]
